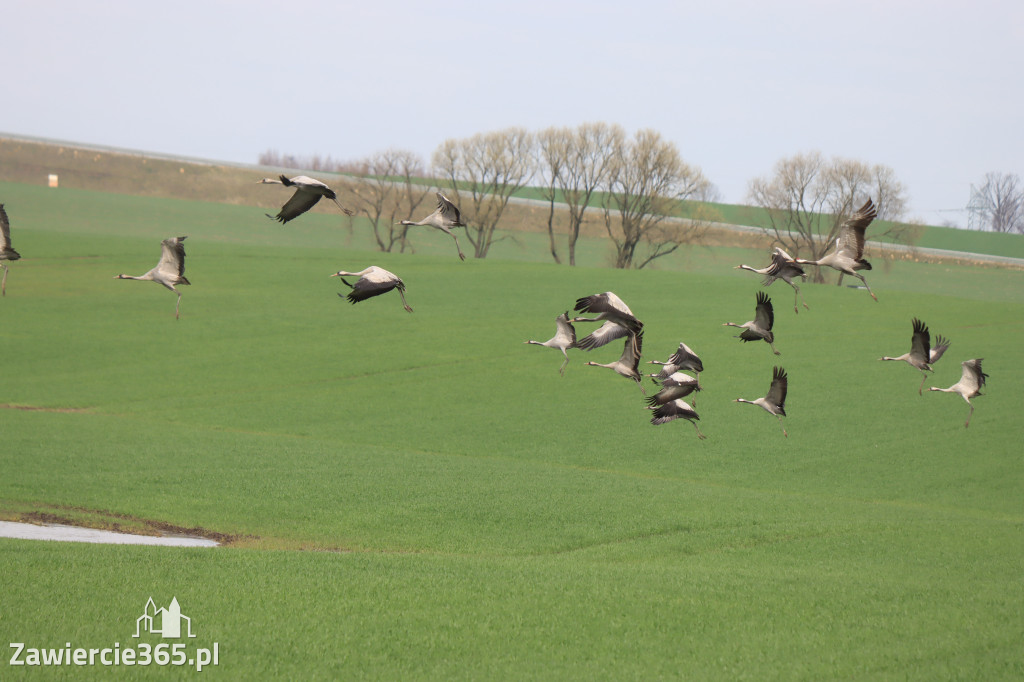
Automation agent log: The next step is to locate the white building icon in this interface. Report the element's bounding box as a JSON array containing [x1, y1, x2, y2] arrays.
[[134, 597, 196, 638]]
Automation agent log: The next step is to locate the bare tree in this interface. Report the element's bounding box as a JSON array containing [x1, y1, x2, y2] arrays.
[[349, 149, 431, 253], [536, 126, 573, 264], [971, 172, 1023, 233], [747, 152, 913, 282], [600, 129, 711, 269], [561, 123, 623, 266], [432, 128, 536, 259]]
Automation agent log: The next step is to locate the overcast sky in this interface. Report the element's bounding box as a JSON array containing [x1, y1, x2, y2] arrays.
[[4, 0, 1021, 227]]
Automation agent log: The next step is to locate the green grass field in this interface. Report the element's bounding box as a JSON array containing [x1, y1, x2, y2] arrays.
[[1, 180, 1022, 679]]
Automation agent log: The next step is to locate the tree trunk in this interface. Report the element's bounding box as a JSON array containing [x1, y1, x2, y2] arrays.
[[546, 196, 561, 264]]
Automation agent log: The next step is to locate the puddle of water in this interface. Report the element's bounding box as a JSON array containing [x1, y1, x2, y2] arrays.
[[0, 521, 218, 547]]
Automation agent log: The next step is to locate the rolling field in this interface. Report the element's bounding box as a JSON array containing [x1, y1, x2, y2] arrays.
[[1, 180, 1022, 679]]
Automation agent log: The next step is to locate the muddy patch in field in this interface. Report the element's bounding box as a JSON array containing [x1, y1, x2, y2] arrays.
[[0, 520, 220, 547], [1, 505, 257, 547]]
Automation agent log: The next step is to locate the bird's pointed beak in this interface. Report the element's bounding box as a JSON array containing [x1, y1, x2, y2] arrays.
[[330, 272, 339, 277]]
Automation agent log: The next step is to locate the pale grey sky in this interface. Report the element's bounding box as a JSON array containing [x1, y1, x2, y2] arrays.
[[3, 0, 1021, 227]]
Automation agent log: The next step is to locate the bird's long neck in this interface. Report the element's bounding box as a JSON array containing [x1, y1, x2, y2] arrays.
[[735, 398, 754, 405], [723, 322, 741, 328], [117, 274, 151, 281], [880, 355, 906, 362], [737, 265, 761, 273]]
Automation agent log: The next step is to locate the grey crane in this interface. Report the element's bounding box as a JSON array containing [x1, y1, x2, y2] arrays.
[[573, 291, 643, 351], [928, 359, 988, 428], [0, 204, 21, 296], [734, 365, 789, 437], [525, 311, 577, 376], [735, 246, 809, 313], [723, 291, 781, 355], [645, 371, 701, 407], [649, 399, 706, 439], [331, 266, 412, 313], [880, 318, 951, 395], [794, 198, 879, 301], [585, 330, 645, 393], [397, 192, 467, 261], [648, 341, 703, 386], [114, 236, 191, 319], [259, 174, 354, 224]]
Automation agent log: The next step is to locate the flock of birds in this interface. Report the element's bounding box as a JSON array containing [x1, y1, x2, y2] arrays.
[[524, 199, 989, 434], [523, 289, 785, 438], [0, 183, 989, 434]]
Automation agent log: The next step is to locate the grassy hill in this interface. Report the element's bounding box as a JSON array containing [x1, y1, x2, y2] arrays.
[[4, 134, 1023, 261], [0, 164, 1022, 676]]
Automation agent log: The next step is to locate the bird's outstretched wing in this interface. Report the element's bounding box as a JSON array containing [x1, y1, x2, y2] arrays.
[[645, 377, 698, 407], [272, 191, 323, 224], [0, 204, 12, 251], [766, 366, 788, 414], [753, 291, 774, 331], [667, 342, 703, 373], [764, 249, 788, 278], [961, 359, 988, 394], [837, 199, 877, 259], [619, 330, 644, 371], [929, 335, 951, 364], [574, 292, 642, 334], [555, 312, 577, 347], [158, 237, 187, 278], [344, 276, 399, 303], [436, 193, 465, 226], [575, 292, 632, 317], [650, 399, 698, 426], [765, 248, 804, 282], [575, 320, 629, 351], [910, 318, 931, 365]]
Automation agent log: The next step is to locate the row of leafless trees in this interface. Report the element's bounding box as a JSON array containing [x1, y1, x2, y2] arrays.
[[533, 124, 720, 268], [428, 124, 721, 268], [263, 124, 721, 268], [259, 126, 925, 268]]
